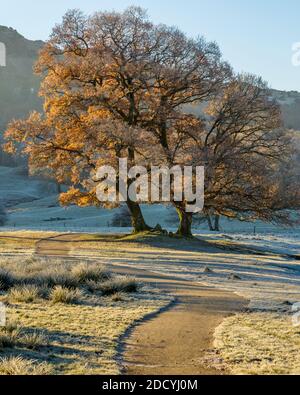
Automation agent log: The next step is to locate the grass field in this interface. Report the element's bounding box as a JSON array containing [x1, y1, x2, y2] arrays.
[[0, 231, 58, 255], [0, 230, 299, 375], [214, 311, 300, 375], [0, 243, 172, 375], [65, 232, 300, 375]]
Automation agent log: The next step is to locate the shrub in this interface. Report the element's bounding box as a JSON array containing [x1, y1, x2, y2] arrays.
[[8, 285, 40, 303], [0, 356, 53, 375], [49, 286, 82, 304], [100, 277, 139, 296]]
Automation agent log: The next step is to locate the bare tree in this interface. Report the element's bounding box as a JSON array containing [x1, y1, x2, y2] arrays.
[[201, 75, 299, 226]]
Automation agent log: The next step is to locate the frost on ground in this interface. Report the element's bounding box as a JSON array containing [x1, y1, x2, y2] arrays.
[[0, 164, 300, 374], [214, 312, 300, 375], [196, 231, 300, 257], [2, 165, 300, 240], [1, 228, 300, 374], [67, 234, 300, 309], [0, 255, 172, 375], [66, 233, 300, 374], [0, 231, 58, 256]]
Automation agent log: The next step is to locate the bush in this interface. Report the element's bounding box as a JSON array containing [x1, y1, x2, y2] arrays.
[[100, 277, 139, 296], [49, 286, 82, 304], [0, 356, 53, 375]]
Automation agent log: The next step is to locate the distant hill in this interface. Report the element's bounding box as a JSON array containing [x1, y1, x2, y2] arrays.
[[0, 26, 43, 165], [271, 89, 300, 131]]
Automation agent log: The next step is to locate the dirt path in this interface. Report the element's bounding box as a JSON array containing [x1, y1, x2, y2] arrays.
[[35, 233, 80, 256], [35, 233, 247, 375]]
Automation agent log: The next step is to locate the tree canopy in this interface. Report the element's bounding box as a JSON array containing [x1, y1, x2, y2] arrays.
[[4, 7, 300, 236]]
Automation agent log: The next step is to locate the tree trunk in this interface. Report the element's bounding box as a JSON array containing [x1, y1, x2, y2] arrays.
[[56, 182, 62, 194], [207, 214, 220, 231], [214, 215, 220, 232], [207, 215, 214, 231], [118, 146, 151, 234], [175, 204, 193, 238], [126, 200, 151, 233]]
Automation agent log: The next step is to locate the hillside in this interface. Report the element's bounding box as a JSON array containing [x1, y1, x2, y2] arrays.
[[0, 26, 43, 164], [271, 89, 300, 131]]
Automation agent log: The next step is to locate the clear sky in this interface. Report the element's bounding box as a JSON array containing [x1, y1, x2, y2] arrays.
[[1, 0, 300, 91]]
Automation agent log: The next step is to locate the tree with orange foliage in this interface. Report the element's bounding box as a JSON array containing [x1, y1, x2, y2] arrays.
[[4, 8, 298, 237], [4, 7, 230, 234]]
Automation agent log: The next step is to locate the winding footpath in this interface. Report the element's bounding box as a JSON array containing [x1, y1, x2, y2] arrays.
[[35, 233, 247, 375]]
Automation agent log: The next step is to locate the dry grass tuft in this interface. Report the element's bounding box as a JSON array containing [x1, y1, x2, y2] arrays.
[[0, 356, 53, 375], [0, 269, 15, 291], [40, 269, 78, 290], [49, 286, 82, 304], [21, 331, 48, 350], [0, 322, 47, 352], [0, 259, 111, 292], [8, 285, 41, 303], [0, 252, 171, 375], [109, 292, 127, 302], [0, 325, 20, 349], [100, 276, 139, 296], [71, 262, 110, 284]]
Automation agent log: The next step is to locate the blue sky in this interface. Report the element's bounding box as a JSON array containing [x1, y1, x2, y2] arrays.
[[1, 0, 300, 91]]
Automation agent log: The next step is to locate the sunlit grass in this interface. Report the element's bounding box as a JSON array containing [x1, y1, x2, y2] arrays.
[[214, 312, 300, 375], [0, 254, 172, 375], [0, 231, 58, 254], [0, 356, 53, 375]]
